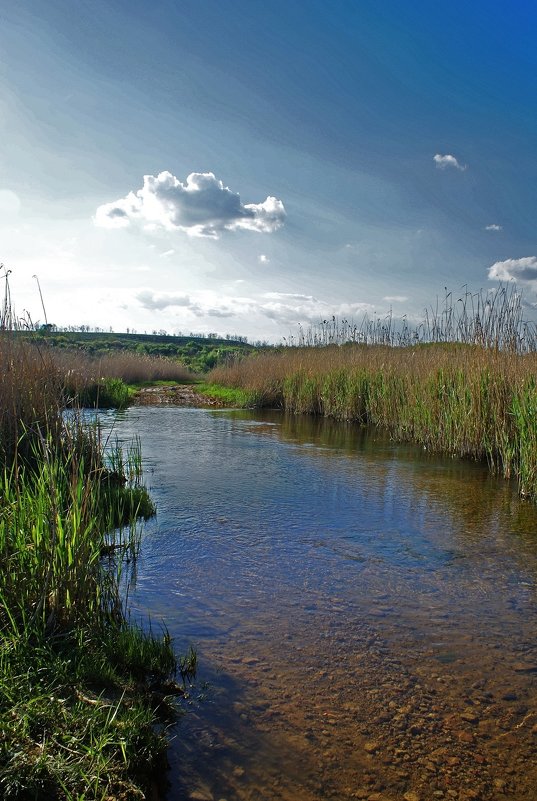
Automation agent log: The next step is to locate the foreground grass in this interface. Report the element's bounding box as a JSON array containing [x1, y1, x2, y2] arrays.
[[0, 286, 180, 799], [209, 343, 537, 500], [0, 434, 178, 800], [1, 623, 176, 801]]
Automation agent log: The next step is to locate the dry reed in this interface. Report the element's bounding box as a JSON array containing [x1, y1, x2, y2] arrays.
[[209, 343, 537, 500]]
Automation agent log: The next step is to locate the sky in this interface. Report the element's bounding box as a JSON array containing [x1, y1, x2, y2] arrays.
[[1, 0, 536, 341]]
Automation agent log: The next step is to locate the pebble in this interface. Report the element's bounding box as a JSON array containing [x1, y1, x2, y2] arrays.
[[461, 711, 479, 724], [512, 662, 537, 674], [456, 730, 474, 743], [189, 791, 213, 801], [364, 741, 380, 753]]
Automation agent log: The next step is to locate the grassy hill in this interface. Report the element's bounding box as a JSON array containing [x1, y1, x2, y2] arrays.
[[19, 329, 260, 372]]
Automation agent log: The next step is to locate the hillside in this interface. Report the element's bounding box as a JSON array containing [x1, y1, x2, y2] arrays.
[[18, 329, 261, 372]]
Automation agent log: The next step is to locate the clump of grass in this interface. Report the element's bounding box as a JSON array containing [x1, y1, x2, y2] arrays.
[[77, 376, 131, 409], [195, 382, 260, 407], [0, 623, 176, 801]]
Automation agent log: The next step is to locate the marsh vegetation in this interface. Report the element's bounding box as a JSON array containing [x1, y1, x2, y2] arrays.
[[209, 286, 537, 500], [0, 283, 179, 800]]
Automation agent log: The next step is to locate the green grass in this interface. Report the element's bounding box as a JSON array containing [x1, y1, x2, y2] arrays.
[[0, 622, 176, 801], [195, 382, 260, 407], [76, 377, 131, 409], [0, 430, 178, 800], [0, 323, 181, 798]]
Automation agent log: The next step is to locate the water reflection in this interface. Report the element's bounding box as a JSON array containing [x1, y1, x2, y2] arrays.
[[104, 407, 537, 801]]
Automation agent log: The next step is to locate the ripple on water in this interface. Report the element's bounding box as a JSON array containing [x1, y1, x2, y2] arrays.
[[103, 407, 537, 801]]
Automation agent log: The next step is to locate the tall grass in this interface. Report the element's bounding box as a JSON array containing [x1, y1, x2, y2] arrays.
[[53, 348, 196, 409], [0, 273, 178, 799], [56, 348, 195, 386], [209, 292, 537, 501]]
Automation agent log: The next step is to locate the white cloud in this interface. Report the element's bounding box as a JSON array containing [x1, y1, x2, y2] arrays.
[[136, 289, 191, 310], [488, 257, 537, 283], [258, 254, 270, 263], [160, 249, 175, 257], [485, 224, 502, 232], [433, 154, 467, 171], [95, 171, 286, 238], [384, 295, 408, 303]]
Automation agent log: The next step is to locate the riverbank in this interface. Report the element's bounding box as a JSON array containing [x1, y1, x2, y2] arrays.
[[0, 328, 179, 799], [207, 343, 537, 501]]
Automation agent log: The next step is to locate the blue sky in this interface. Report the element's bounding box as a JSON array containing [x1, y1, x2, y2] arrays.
[[1, 0, 536, 340]]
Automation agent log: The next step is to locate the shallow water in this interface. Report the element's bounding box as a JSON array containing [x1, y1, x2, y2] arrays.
[[109, 407, 537, 801]]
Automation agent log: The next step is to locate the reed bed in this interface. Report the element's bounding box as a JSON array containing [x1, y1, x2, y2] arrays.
[[209, 342, 537, 500], [55, 348, 195, 386]]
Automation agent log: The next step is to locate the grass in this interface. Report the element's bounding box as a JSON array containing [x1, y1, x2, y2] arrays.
[[1, 623, 175, 801], [0, 273, 183, 799], [195, 382, 260, 407], [208, 286, 537, 502]]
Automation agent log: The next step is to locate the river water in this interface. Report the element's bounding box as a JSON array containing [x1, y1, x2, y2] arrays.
[[107, 406, 537, 801]]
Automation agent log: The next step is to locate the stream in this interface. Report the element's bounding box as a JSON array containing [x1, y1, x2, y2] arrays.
[[106, 406, 537, 801]]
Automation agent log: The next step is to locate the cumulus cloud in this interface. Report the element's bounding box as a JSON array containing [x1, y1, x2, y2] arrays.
[[485, 224, 502, 232], [136, 290, 191, 310], [95, 171, 286, 238], [433, 154, 466, 171], [488, 257, 537, 283]]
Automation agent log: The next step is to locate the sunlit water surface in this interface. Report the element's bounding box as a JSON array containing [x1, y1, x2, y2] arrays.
[[104, 407, 537, 801]]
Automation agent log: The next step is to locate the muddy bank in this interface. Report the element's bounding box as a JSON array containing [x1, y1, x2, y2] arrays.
[[134, 384, 223, 407]]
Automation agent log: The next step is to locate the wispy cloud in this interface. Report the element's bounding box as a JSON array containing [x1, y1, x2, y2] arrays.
[[263, 292, 316, 302], [488, 256, 537, 283], [433, 154, 467, 171], [485, 224, 502, 232], [258, 254, 270, 263], [95, 171, 286, 238], [383, 295, 408, 303]]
